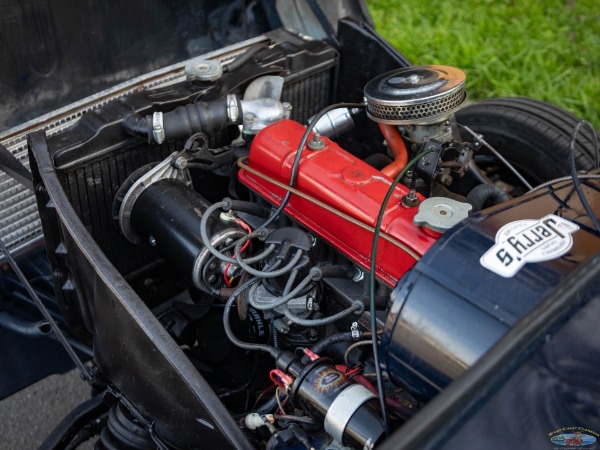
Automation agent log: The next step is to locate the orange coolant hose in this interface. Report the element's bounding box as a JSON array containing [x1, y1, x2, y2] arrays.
[[379, 123, 408, 178]]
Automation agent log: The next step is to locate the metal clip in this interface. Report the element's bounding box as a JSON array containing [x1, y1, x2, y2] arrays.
[[351, 322, 360, 340], [152, 112, 165, 144], [227, 94, 239, 123]]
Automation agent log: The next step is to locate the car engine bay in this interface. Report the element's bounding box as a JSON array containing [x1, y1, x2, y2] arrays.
[[1, 11, 599, 450]]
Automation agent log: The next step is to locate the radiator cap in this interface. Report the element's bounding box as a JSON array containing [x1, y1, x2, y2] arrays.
[[413, 197, 472, 234]]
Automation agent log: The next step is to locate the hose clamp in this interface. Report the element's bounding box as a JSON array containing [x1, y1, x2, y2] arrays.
[[227, 94, 240, 124], [351, 322, 361, 340], [152, 112, 165, 144]]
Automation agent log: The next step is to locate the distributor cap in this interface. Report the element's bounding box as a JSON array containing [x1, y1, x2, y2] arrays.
[[364, 65, 466, 125]]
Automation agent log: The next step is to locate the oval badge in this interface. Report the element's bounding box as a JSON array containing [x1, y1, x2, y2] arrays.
[[481, 214, 579, 277], [551, 432, 597, 446]]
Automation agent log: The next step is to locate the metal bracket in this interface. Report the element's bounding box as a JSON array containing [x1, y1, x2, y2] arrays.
[[414, 140, 444, 196], [119, 151, 193, 245]]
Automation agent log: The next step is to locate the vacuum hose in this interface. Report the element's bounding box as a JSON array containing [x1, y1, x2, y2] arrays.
[[467, 184, 511, 212]]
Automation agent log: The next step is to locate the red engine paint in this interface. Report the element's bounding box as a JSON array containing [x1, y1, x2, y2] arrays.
[[238, 120, 439, 286]]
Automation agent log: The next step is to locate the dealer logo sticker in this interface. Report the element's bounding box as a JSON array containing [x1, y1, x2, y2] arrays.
[[481, 214, 578, 277], [549, 427, 598, 448]]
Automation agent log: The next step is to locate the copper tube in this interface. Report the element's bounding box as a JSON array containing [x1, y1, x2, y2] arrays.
[[379, 123, 408, 178]]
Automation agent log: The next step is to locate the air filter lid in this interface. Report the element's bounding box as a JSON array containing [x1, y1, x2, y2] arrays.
[[364, 65, 466, 125]]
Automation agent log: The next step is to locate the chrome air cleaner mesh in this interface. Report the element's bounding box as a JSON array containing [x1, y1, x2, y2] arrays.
[[364, 65, 466, 125]]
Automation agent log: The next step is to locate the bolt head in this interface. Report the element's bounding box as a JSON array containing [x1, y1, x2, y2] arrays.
[[174, 156, 188, 170], [352, 267, 365, 282]]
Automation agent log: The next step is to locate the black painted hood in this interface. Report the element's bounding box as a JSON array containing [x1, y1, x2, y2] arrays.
[[0, 0, 371, 131]]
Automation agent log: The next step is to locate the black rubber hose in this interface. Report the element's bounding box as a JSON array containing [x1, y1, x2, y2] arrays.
[[163, 98, 230, 141], [122, 97, 235, 143], [316, 265, 356, 279], [230, 200, 272, 218], [122, 113, 150, 136], [466, 184, 511, 212], [310, 331, 356, 355]]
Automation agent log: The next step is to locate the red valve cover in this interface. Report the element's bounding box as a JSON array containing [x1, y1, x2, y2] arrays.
[[238, 120, 439, 286]]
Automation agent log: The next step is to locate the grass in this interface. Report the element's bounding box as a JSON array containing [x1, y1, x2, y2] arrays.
[[367, 0, 600, 128]]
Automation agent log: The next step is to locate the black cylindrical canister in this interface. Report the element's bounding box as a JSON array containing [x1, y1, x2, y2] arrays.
[[130, 179, 244, 288], [290, 359, 385, 449]]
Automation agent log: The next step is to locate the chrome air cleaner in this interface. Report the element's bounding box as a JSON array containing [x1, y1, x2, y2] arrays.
[[364, 65, 466, 125]]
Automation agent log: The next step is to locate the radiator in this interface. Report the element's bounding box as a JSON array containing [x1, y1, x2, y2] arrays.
[[35, 32, 337, 279], [0, 140, 41, 255], [0, 35, 270, 260]]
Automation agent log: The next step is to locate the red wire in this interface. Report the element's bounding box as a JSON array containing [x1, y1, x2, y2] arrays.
[[235, 218, 252, 253], [223, 262, 233, 287], [222, 218, 253, 287], [270, 369, 285, 387], [259, 384, 277, 395]]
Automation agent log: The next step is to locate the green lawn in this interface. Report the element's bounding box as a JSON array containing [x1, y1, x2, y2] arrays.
[[367, 0, 600, 128]]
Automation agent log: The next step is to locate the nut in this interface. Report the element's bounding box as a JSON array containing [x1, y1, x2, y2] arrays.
[[307, 132, 325, 150], [402, 190, 421, 208], [173, 156, 188, 170]]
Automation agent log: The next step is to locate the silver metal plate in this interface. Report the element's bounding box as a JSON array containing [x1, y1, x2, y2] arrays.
[[324, 384, 376, 443]]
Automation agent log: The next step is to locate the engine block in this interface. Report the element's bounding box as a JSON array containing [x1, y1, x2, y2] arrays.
[[239, 119, 439, 286]]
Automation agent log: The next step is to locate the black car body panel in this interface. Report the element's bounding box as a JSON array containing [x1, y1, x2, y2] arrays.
[[1, 1, 599, 449]]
